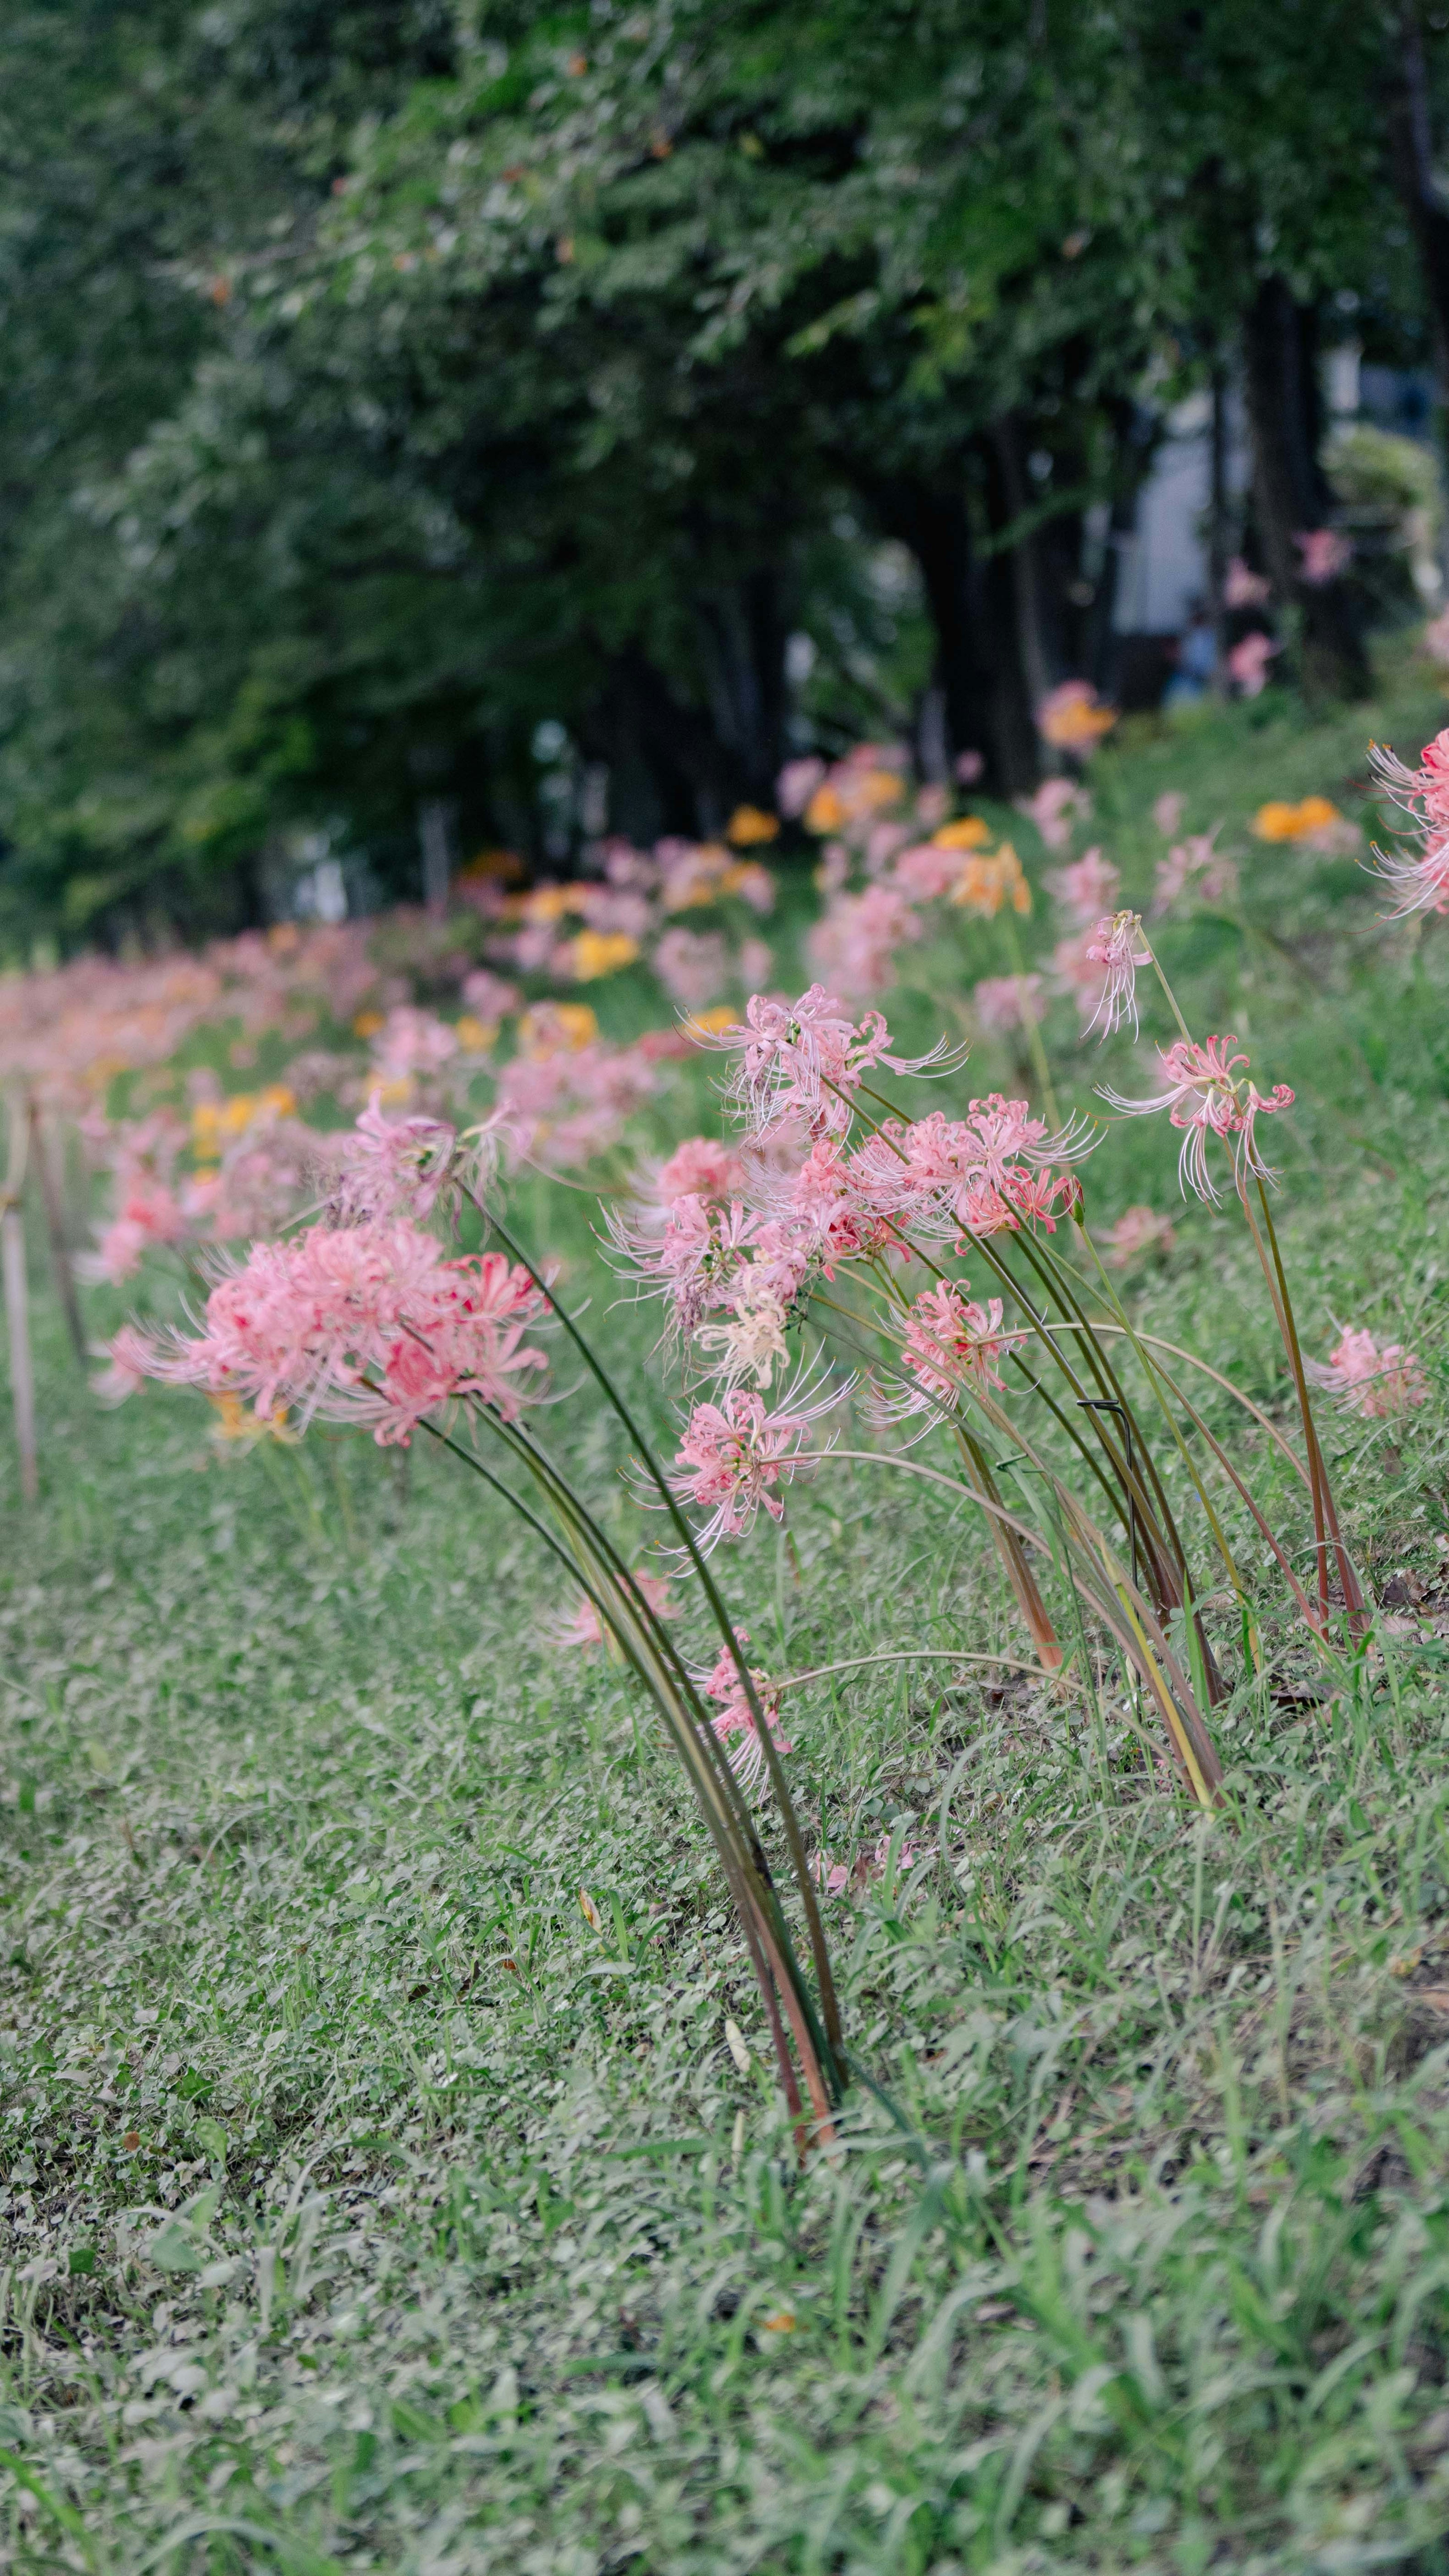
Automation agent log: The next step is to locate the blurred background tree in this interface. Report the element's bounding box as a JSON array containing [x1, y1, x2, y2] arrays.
[[2, 0, 1447, 946]]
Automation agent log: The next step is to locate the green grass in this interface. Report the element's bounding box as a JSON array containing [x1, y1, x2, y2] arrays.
[[10, 650, 1449, 2570]]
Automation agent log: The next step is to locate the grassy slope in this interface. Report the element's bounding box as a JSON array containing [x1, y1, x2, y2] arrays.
[[7, 657, 1449, 2571]]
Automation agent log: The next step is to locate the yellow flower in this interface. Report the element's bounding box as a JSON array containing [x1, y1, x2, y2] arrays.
[[208, 1393, 297, 1447], [951, 842, 1032, 918], [687, 1003, 737, 1036], [726, 804, 780, 846], [352, 1009, 386, 1038], [217, 1092, 257, 1137], [519, 1001, 598, 1056], [189, 1102, 224, 1161], [257, 1085, 296, 1121], [931, 815, 992, 850], [453, 1014, 497, 1053], [569, 930, 641, 981]]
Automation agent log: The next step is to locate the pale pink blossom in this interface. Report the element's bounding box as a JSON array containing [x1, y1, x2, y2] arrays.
[[1227, 633, 1278, 698], [974, 974, 1044, 1034], [1294, 528, 1352, 587], [777, 757, 826, 819], [1103, 1035, 1294, 1203], [1307, 1328, 1429, 1418], [694, 1288, 792, 1388], [1083, 911, 1151, 1036], [655, 1137, 747, 1202], [1422, 607, 1449, 669], [461, 969, 520, 1022], [713, 984, 955, 1141], [1224, 558, 1271, 610], [1050, 928, 1111, 1024], [1152, 791, 1187, 838], [893, 841, 974, 901], [1151, 830, 1239, 917], [138, 1221, 548, 1443], [670, 1378, 839, 1549], [1102, 1205, 1176, 1268], [899, 1280, 1026, 1401], [80, 1179, 188, 1284], [371, 1006, 459, 1084], [334, 1095, 456, 1224], [1048, 846, 1120, 923], [914, 783, 951, 828], [1018, 779, 1092, 851], [737, 935, 775, 991], [1367, 727, 1449, 915], [698, 1634, 792, 1789], [955, 750, 984, 784], [653, 926, 730, 1008], [806, 885, 922, 1001], [90, 1324, 157, 1404], [545, 1572, 678, 1649]]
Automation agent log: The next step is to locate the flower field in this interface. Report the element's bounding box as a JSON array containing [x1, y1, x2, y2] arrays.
[[10, 649, 1449, 2571]]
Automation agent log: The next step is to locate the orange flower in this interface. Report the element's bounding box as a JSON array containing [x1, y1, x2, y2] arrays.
[[931, 815, 992, 850], [1037, 681, 1117, 751], [726, 805, 780, 846], [804, 784, 847, 835], [951, 843, 1032, 918], [353, 1009, 386, 1039], [1252, 795, 1343, 842]]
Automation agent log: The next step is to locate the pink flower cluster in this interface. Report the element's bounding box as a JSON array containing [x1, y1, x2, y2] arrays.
[[1105, 1035, 1294, 1203], [136, 1220, 549, 1444], [611, 987, 1093, 1551], [1308, 1328, 1429, 1418], [698, 1633, 792, 1788], [1368, 726, 1449, 917]]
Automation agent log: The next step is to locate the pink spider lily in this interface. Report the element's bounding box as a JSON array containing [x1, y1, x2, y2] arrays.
[[604, 1192, 764, 1337], [669, 1372, 843, 1551], [653, 1136, 747, 1204], [973, 974, 1044, 1034], [897, 1280, 1028, 1406], [1102, 1036, 1294, 1204], [1083, 911, 1152, 1036], [1367, 728, 1449, 915], [697, 1634, 793, 1788], [1101, 1205, 1176, 1269], [544, 1572, 678, 1649], [1295, 527, 1352, 587], [711, 984, 959, 1140], [334, 1093, 457, 1224], [90, 1323, 157, 1404], [1048, 847, 1120, 924], [135, 1221, 549, 1443], [1306, 1328, 1429, 1418]]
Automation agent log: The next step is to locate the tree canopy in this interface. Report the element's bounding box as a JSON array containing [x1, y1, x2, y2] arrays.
[[0, 0, 1444, 947]]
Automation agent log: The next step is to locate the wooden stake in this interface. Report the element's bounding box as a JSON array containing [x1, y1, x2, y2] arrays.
[[29, 1099, 86, 1364], [2, 1099, 36, 1504]]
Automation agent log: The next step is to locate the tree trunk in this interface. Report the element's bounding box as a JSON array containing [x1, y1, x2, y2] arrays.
[[1388, 4, 1449, 403], [693, 569, 790, 813], [1241, 276, 1368, 701], [868, 468, 1039, 796]]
